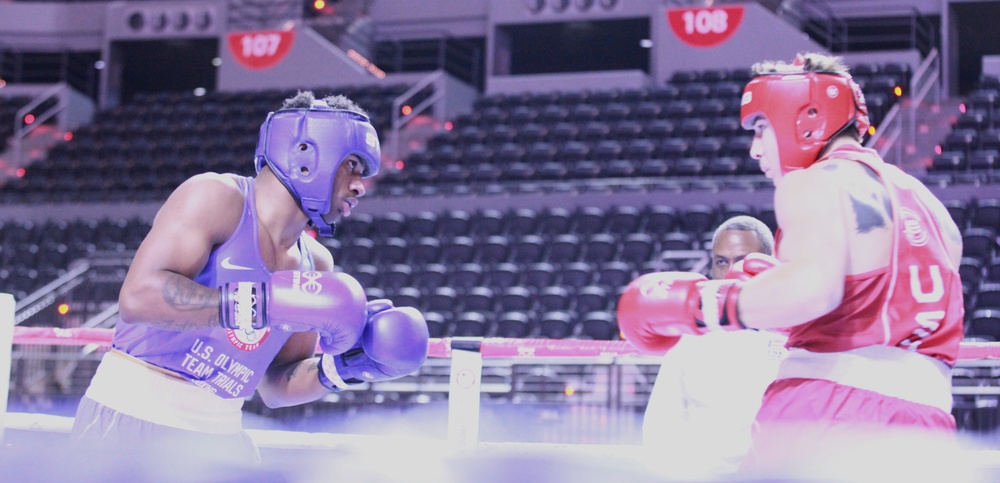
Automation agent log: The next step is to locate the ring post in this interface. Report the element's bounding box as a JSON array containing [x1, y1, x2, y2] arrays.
[[0, 293, 15, 443], [447, 337, 483, 451]]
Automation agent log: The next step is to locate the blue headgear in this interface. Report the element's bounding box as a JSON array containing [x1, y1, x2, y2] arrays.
[[255, 100, 381, 237]]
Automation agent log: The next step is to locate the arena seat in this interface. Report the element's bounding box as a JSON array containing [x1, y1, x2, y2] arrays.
[[559, 262, 595, 289], [412, 263, 448, 290], [533, 208, 571, 236], [972, 198, 1000, 229], [596, 261, 634, 290], [547, 234, 582, 264], [967, 308, 1000, 341], [498, 286, 534, 314], [463, 286, 497, 313], [495, 311, 533, 338], [423, 311, 449, 339], [442, 236, 477, 264], [576, 286, 612, 315], [537, 286, 574, 313], [579, 311, 619, 341], [969, 149, 1000, 171], [483, 263, 520, 289], [620, 233, 657, 263], [426, 286, 460, 315], [538, 311, 577, 339], [523, 262, 559, 290], [986, 257, 1000, 283], [964, 227, 998, 262]]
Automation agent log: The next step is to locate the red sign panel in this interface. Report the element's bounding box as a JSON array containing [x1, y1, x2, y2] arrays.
[[227, 30, 296, 70], [667, 6, 744, 48]]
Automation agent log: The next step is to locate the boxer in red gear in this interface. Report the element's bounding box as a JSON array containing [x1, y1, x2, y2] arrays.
[[733, 53, 964, 477], [621, 53, 964, 478]]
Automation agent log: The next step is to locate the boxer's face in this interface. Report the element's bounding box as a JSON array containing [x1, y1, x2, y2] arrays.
[[749, 117, 781, 183], [711, 229, 765, 280], [323, 155, 366, 225]]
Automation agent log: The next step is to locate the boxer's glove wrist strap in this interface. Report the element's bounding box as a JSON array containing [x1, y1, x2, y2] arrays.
[[697, 280, 746, 330], [219, 281, 267, 330], [317, 353, 354, 392]]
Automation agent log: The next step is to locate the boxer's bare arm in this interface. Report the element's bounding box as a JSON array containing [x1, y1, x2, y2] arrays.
[[258, 332, 329, 407], [738, 166, 851, 329], [118, 174, 243, 330]]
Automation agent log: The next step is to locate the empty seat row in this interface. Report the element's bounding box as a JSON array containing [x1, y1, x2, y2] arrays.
[[419, 136, 753, 165], [4, 83, 413, 203], [335, 204, 765, 242], [420, 309, 619, 340], [443, 118, 747, 148], [333, 232, 700, 269]]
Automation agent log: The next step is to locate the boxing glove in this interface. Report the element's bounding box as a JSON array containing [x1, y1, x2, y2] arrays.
[[617, 271, 743, 354], [219, 271, 367, 355], [725, 253, 780, 282], [317, 300, 429, 391]]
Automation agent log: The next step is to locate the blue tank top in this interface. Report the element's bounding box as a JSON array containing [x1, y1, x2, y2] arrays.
[[112, 176, 314, 398]]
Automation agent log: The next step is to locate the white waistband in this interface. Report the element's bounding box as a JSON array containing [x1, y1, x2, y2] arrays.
[[776, 346, 953, 412], [85, 350, 244, 434]]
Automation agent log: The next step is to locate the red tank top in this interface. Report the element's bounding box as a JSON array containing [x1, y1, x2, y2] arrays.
[[778, 145, 964, 366]]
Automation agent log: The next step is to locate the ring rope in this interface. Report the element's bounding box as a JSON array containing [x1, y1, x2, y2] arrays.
[[10, 326, 1000, 360]]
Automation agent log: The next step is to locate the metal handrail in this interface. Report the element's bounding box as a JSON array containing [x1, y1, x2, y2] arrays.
[[10, 83, 68, 167], [866, 102, 902, 160], [79, 302, 120, 356], [866, 48, 940, 167], [13, 261, 90, 325], [389, 70, 446, 163], [911, 48, 942, 107]]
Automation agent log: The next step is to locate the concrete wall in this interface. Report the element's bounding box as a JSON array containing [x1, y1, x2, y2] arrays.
[[216, 27, 382, 92], [651, 2, 822, 81], [486, 70, 650, 96], [102, 1, 224, 41], [0, 2, 105, 50], [984, 55, 1000, 79], [368, 0, 488, 39]]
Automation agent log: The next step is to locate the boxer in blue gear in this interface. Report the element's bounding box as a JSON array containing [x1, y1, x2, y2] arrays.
[[71, 92, 429, 465]]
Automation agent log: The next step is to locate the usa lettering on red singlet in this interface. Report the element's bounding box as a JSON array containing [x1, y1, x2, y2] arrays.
[[899, 264, 945, 350]]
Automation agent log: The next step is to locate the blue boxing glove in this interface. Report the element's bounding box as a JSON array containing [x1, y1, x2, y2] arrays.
[[317, 299, 429, 391], [219, 271, 367, 355]]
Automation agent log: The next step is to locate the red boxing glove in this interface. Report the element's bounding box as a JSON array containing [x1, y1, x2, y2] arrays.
[[618, 271, 744, 354], [725, 253, 780, 282]]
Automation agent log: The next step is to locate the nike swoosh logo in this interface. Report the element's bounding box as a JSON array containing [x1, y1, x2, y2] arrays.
[[221, 257, 253, 271]]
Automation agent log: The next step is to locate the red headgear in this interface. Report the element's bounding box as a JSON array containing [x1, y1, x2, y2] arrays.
[[740, 63, 870, 175]]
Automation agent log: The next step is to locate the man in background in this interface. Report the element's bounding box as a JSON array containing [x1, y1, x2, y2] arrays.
[[638, 215, 785, 479]]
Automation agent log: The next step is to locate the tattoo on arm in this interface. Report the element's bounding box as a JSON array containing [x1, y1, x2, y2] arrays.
[[282, 358, 320, 383], [160, 276, 218, 330]]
